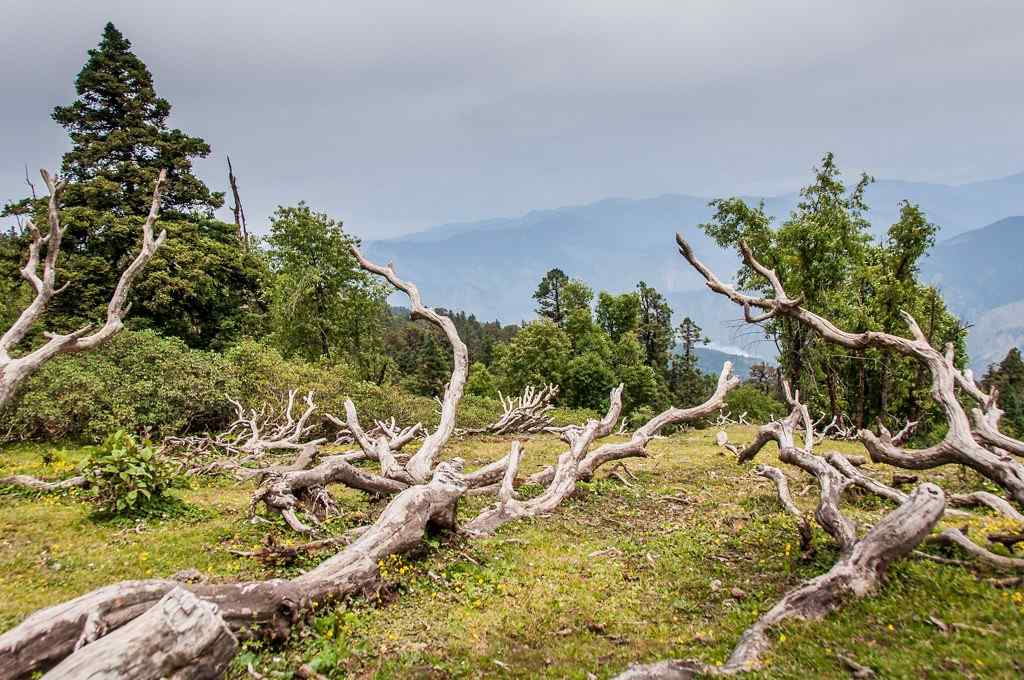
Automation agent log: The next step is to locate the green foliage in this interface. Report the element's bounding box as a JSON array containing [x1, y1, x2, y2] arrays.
[[982, 347, 1024, 438], [492, 320, 572, 394], [264, 203, 388, 371], [724, 384, 786, 423], [465, 362, 499, 399], [532, 268, 570, 325], [2, 24, 264, 351], [701, 153, 964, 430], [51, 23, 221, 215], [3, 330, 232, 442], [80, 430, 184, 516], [636, 281, 674, 378], [596, 291, 641, 342], [562, 352, 617, 410]]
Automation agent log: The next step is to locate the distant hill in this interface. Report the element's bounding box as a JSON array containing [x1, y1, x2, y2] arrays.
[[364, 173, 1024, 370], [693, 347, 767, 379], [922, 216, 1024, 370]]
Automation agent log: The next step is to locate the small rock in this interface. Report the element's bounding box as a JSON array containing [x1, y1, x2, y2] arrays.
[[730, 587, 747, 600], [710, 579, 722, 592]]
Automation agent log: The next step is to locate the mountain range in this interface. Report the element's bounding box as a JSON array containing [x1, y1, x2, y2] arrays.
[[363, 173, 1024, 372]]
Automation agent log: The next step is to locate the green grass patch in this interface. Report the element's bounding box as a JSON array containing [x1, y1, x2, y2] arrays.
[[1, 428, 1022, 678]]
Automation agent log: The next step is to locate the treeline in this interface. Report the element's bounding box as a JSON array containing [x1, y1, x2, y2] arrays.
[[4, 23, 1021, 444]]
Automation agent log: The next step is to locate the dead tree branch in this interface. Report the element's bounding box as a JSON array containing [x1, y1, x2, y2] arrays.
[[675, 231, 1024, 507], [0, 169, 167, 408], [617, 385, 945, 678]]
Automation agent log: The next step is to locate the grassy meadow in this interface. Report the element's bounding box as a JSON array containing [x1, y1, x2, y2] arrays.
[[1, 427, 1022, 679]]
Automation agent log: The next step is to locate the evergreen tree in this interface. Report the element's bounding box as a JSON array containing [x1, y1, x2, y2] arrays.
[[52, 23, 222, 215], [533, 268, 570, 325], [676, 317, 708, 363], [635, 281, 674, 376]]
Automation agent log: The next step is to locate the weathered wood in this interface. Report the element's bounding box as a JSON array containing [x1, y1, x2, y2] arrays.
[[616, 387, 946, 678], [526, 364, 739, 487], [0, 169, 166, 409], [676, 231, 1024, 507], [0, 461, 467, 679], [42, 587, 237, 679], [0, 474, 87, 492]]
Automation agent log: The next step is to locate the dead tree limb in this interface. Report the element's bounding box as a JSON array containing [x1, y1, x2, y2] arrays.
[[0, 169, 167, 409], [0, 460, 468, 679], [675, 231, 1024, 507], [41, 587, 237, 679], [526, 363, 739, 487], [616, 386, 946, 678], [461, 384, 559, 435], [227, 156, 247, 246], [350, 246, 467, 483], [0, 474, 87, 492]]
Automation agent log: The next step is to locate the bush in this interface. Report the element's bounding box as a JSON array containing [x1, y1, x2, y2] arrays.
[[4, 330, 233, 442], [81, 430, 184, 515], [724, 383, 786, 424]]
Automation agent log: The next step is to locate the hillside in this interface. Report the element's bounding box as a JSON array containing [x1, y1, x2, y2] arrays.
[[365, 174, 1024, 367], [922, 216, 1024, 369]]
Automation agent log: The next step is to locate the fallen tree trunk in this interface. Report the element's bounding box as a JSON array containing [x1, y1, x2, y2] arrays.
[[42, 587, 237, 680], [0, 461, 467, 680]]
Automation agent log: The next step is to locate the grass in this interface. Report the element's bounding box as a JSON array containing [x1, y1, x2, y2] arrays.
[[1, 427, 1022, 678]]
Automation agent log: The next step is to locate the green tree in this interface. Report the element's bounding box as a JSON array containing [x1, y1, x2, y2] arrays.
[[677, 317, 708, 363], [52, 23, 222, 216], [466, 362, 499, 399], [562, 352, 617, 410], [595, 291, 640, 342], [636, 281, 674, 376], [265, 203, 387, 369], [492, 320, 572, 394], [2, 23, 264, 349], [982, 348, 1024, 438], [533, 268, 570, 325], [701, 153, 963, 428]]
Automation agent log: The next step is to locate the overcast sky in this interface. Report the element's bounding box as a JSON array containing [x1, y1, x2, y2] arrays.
[[2, 1, 1022, 239]]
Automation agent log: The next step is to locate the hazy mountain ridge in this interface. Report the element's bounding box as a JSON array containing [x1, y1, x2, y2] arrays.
[[364, 173, 1024, 370]]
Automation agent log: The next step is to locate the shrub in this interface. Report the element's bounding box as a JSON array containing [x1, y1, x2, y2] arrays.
[[724, 383, 786, 424], [81, 430, 184, 515], [3, 330, 233, 442]]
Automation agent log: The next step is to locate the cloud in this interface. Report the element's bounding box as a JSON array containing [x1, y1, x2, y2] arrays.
[[3, 1, 1022, 238]]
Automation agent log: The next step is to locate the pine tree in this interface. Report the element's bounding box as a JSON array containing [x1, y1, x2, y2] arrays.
[[533, 268, 570, 325], [52, 22, 222, 216]]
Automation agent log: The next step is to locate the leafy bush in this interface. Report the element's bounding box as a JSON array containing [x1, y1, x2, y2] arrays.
[[724, 383, 786, 424], [81, 430, 184, 515], [3, 330, 233, 442]]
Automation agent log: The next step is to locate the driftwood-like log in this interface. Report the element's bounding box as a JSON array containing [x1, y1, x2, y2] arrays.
[[526, 363, 739, 487], [42, 587, 237, 680], [928, 528, 1024, 572], [0, 169, 166, 408], [465, 386, 624, 535], [616, 386, 946, 678], [0, 474, 87, 492], [351, 246, 467, 483], [461, 384, 559, 435], [0, 461, 467, 679], [676, 231, 1024, 507]]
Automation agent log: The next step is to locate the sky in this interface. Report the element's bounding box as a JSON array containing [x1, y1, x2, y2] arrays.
[[2, 1, 1023, 239]]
